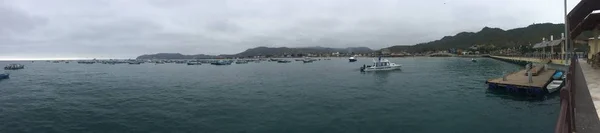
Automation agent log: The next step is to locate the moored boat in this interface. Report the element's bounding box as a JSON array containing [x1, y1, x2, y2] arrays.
[[235, 60, 249, 64], [0, 73, 9, 79], [546, 71, 565, 93], [4, 64, 25, 70], [211, 60, 232, 65], [187, 61, 202, 65], [471, 58, 477, 62], [77, 60, 95, 64], [277, 60, 292, 63], [302, 57, 314, 63], [129, 61, 142, 65], [349, 56, 357, 62]]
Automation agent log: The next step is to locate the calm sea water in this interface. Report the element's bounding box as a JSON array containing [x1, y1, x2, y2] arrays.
[[0, 57, 559, 133]]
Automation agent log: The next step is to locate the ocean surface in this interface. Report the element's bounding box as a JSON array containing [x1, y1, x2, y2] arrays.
[[0, 57, 559, 133]]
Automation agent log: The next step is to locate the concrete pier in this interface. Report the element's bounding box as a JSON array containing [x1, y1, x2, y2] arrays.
[[579, 59, 600, 119], [490, 56, 567, 66]]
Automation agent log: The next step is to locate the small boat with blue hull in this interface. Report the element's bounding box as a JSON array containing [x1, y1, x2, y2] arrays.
[[211, 60, 232, 65], [0, 73, 9, 79]]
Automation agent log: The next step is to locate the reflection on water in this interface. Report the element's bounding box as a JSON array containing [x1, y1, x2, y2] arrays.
[[362, 69, 403, 84], [0, 58, 560, 133]]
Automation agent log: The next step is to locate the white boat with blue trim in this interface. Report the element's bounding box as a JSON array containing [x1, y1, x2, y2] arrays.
[[360, 57, 401, 72]]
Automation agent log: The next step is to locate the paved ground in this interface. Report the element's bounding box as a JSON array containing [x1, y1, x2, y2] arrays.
[[576, 59, 600, 133], [580, 60, 600, 118]]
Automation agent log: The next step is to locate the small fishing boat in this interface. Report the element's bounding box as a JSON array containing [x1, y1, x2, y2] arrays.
[[0, 73, 8, 79], [77, 61, 95, 64], [302, 57, 314, 63], [471, 58, 477, 62], [360, 57, 401, 72], [546, 71, 565, 93], [129, 62, 142, 65], [349, 56, 357, 62], [211, 60, 232, 65], [235, 60, 249, 64], [546, 80, 564, 93], [187, 61, 202, 65], [4, 64, 25, 70], [295, 59, 304, 61], [277, 60, 292, 63]]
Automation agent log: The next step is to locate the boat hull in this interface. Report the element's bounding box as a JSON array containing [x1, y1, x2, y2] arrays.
[[0, 73, 9, 79], [349, 59, 357, 62], [362, 66, 401, 72]]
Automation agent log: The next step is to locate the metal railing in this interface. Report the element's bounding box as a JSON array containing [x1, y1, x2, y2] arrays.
[[496, 53, 587, 60], [555, 56, 578, 133]]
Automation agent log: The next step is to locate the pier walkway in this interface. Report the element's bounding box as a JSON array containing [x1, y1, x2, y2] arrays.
[[489, 55, 600, 132], [579, 59, 600, 119], [490, 55, 567, 65]]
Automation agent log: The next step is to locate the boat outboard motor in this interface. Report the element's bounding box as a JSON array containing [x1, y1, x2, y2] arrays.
[[360, 64, 366, 72]]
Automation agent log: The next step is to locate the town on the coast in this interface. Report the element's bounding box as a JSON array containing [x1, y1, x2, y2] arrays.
[[2, 0, 600, 132]]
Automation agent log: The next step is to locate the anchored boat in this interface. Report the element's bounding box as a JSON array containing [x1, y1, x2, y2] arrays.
[[235, 60, 249, 64], [546, 71, 565, 93], [77, 60, 95, 64], [211, 60, 232, 65], [360, 57, 401, 72], [277, 60, 292, 63], [302, 57, 315, 63], [4, 64, 25, 70], [349, 56, 357, 62], [0, 73, 8, 79], [187, 61, 202, 65]]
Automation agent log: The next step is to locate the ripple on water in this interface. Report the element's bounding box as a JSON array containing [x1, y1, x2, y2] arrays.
[[0, 58, 559, 133]]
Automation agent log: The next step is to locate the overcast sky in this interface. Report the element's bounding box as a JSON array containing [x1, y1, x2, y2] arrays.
[[0, 0, 580, 59]]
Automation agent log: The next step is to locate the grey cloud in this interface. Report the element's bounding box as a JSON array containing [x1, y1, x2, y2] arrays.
[[0, 3, 47, 37], [0, 0, 580, 59], [205, 20, 242, 33]]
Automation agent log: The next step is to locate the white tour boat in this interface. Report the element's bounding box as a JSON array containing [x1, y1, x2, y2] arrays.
[[360, 58, 401, 72]]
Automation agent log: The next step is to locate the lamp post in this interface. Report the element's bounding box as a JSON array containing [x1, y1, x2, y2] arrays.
[[564, 0, 570, 65]]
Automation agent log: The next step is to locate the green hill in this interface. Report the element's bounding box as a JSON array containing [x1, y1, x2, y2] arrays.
[[386, 23, 583, 53], [235, 46, 373, 57]]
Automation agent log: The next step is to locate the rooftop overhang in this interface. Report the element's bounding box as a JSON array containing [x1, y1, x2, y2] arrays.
[[571, 13, 600, 39], [568, 0, 600, 39]]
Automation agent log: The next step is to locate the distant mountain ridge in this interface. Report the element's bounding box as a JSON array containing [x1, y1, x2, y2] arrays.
[[136, 53, 217, 59], [136, 46, 373, 59], [385, 23, 588, 53], [235, 46, 373, 57]]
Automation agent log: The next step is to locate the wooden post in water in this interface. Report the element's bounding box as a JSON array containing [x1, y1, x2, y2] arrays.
[[527, 63, 533, 83], [502, 71, 507, 81]]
